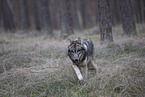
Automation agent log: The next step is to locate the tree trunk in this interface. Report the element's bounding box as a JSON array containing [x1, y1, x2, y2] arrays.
[[39, 0, 53, 36], [98, 0, 113, 43], [59, 0, 74, 38], [119, 0, 137, 36], [18, 0, 30, 31], [32, 0, 41, 31], [0, 5, 2, 30], [0, 0, 16, 31], [49, 0, 60, 30], [79, 0, 87, 29], [71, 0, 80, 30], [111, 0, 121, 25], [144, 0, 145, 23], [137, 0, 143, 23]]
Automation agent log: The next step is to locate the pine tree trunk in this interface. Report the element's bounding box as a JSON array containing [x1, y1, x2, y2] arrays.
[[0, 0, 16, 31], [71, 0, 80, 30], [32, 0, 41, 31], [0, 5, 2, 30], [119, 0, 137, 36], [144, 0, 145, 23], [111, 0, 121, 25], [39, 0, 53, 36], [79, 0, 87, 29], [98, 0, 113, 43], [59, 0, 74, 37], [18, 0, 30, 31], [49, 0, 59, 30]]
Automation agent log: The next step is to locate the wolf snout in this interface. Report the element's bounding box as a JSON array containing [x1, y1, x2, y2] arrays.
[[74, 58, 79, 63], [74, 58, 79, 61]]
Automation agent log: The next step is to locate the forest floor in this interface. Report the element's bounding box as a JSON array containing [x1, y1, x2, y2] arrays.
[[0, 24, 145, 97]]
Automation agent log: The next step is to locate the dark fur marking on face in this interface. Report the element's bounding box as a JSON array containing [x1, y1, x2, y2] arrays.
[[68, 39, 86, 65]]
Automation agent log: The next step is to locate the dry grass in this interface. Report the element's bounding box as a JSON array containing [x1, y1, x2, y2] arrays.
[[0, 24, 145, 97]]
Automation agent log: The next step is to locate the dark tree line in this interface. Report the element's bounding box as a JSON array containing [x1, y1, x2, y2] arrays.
[[0, 0, 144, 42], [18, 0, 30, 31], [0, 0, 16, 32]]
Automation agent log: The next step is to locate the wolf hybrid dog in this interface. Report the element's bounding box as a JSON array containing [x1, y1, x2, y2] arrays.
[[67, 37, 97, 81]]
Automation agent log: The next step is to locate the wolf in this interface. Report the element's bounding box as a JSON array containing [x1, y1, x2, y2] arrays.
[[67, 37, 97, 81]]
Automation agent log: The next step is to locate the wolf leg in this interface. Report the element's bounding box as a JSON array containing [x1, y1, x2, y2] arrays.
[[72, 65, 83, 80], [91, 60, 98, 74], [84, 57, 88, 80], [85, 62, 88, 79]]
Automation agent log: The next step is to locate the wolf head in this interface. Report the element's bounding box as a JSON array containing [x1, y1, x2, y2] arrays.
[[67, 37, 87, 65]]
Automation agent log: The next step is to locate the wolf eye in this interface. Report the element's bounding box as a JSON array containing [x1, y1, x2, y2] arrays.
[[69, 50, 74, 53], [77, 50, 80, 52], [78, 48, 84, 52], [77, 49, 82, 52]]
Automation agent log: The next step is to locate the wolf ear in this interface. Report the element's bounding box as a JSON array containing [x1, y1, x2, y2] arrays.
[[78, 37, 81, 43]]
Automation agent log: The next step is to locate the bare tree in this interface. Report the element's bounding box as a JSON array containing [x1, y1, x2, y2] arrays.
[[0, 0, 16, 31], [98, 0, 113, 43], [59, 0, 74, 38], [119, 0, 137, 36]]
